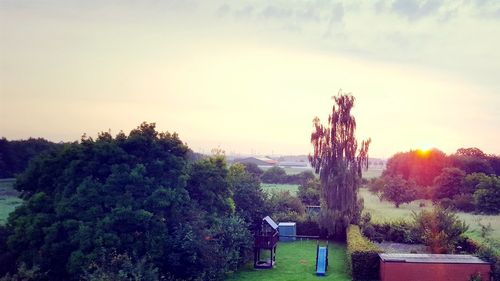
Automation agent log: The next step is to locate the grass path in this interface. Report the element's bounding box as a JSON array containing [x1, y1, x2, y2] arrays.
[[227, 240, 350, 281]]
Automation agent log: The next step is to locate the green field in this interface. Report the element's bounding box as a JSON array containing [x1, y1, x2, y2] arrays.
[[259, 166, 314, 175], [361, 168, 383, 179], [261, 184, 300, 196], [360, 188, 500, 244], [227, 240, 350, 281], [0, 178, 22, 224]]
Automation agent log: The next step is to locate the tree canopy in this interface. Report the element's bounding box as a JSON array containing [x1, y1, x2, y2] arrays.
[[309, 91, 370, 238], [0, 122, 259, 281]]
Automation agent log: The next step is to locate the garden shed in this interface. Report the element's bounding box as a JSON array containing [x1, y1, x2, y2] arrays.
[[379, 253, 491, 281], [278, 222, 296, 242]]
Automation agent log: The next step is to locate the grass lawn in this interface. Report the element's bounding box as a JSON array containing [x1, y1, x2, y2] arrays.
[[261, 184, 300, 196], [227, 240, 350, 281], [0, 178, 22, 224], [360, 188, 500, 245]]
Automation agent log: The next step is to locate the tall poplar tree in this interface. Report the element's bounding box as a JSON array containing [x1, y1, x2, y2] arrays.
[[309, 90, 371, 238]]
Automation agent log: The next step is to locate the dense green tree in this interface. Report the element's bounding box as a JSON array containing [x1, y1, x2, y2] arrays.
[[0, 123, 252, 281], [309, 91, 370, 238], [432, 167, 466, 200], [474, 175, 500, 214], [0, 138, 62, 178], [297, 178, 321, 205], [240, 162, 264, 179], [228, 164, 267, 228], [380, 175, 417, 208], [261, 166, 287, 183], [267, 191, 305, 222]]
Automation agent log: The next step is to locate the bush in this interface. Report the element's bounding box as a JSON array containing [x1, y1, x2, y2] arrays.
[[452, 194, 476, 212], [296, 219, 328, 238], [412, 207, 468, 254], [346, 225, 383, 281]]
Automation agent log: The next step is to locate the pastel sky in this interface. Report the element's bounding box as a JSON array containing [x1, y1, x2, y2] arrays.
[[1, 0, 499, 157]]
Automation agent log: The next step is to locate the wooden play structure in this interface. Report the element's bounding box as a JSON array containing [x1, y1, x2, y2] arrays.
[[253, 216, 279, 269]]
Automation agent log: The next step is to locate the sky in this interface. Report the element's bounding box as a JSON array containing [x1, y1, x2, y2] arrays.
[[1, 0, 499, 158]]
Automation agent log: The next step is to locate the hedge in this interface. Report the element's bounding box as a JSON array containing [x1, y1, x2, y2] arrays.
[[347, 225, 384, 281], [459, 237, 500, 281]]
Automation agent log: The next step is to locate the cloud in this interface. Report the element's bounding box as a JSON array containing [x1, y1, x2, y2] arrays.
[[324, 3, 344, 38], [261, 5, 292, 19], [391, 0, 443, 21], [216, 3, 230, 17], [234, 5, 254, 18]]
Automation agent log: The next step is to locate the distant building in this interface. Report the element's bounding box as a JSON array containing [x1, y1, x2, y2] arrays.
[[233, 157, 278, 166]]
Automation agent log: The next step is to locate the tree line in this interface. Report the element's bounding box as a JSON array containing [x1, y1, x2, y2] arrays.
[[368, 148, 500, 213]]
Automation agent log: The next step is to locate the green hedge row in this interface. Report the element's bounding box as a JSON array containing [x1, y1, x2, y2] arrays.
[[347, 225, 384, 281]]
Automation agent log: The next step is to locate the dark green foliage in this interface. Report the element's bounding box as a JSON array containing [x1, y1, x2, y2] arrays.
[[295, 219, 327, 237], [412, 207, 468, 254], [380, 175, 417, 208], [346, 225, 383, 281], [267, 191, 305, 222], [261, 166, 287, 183], [362, 219, 421, 244], [309, 92, 371, 237], [228, 164, 267, 228], [0, 123, 253, 281], [240, 162, 263, 180], [297, 178, 320, 205], [0, 138, 62, 178], [473, 175, 500, 214], [433, 167, 466, 200], [452, 194, 476, 212]]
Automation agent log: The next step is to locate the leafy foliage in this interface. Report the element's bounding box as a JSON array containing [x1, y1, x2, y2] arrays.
[[346, 225, 383, 281], [473, 175, 500, 214], [412, 207, 468, 254], [0, 123, 254, 281], [309, 91, 370, 237], [380, 175, 417, 208], [297, 178, 320, 205], [433, 167, 466, 200], [0, 138, 62, 178]]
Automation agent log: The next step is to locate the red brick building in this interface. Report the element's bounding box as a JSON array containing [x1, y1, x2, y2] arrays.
[[379, 253, 491, 281]]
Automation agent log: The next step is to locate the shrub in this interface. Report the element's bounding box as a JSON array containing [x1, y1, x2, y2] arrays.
[[413, 207, 468, 254], [452, 194, 476, 212], [295, 219, 328, 238], [346, 225, 383, 281]]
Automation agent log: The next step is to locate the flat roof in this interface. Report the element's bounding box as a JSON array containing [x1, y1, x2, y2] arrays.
[[379, 254, 489, 264], [278, 222, 296, 227]]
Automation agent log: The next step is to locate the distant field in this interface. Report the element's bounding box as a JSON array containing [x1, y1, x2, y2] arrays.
[[261, 184, 299, 196], [259, 166, 314, 175], [0, 178, 22, 224], [361, 168, 383, 179], [227, 240, 350, 281], [258, 166, 382, 179], [360, 188, 500, 244]]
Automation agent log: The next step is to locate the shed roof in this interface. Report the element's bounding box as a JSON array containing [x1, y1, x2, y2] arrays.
[[278, 222, 296, 227], [379, 254, 489, 264], [263, 216, 278, 230]]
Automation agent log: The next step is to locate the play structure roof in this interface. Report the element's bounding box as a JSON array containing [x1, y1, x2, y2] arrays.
[[379, 254, 489, 264], [263, 216, 278, 230]]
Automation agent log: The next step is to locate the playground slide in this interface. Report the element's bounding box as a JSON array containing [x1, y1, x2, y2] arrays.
[[316, 246, 327, 276]]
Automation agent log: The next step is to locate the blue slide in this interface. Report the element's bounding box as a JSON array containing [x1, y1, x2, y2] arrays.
[[316, 246, 327, 276]]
